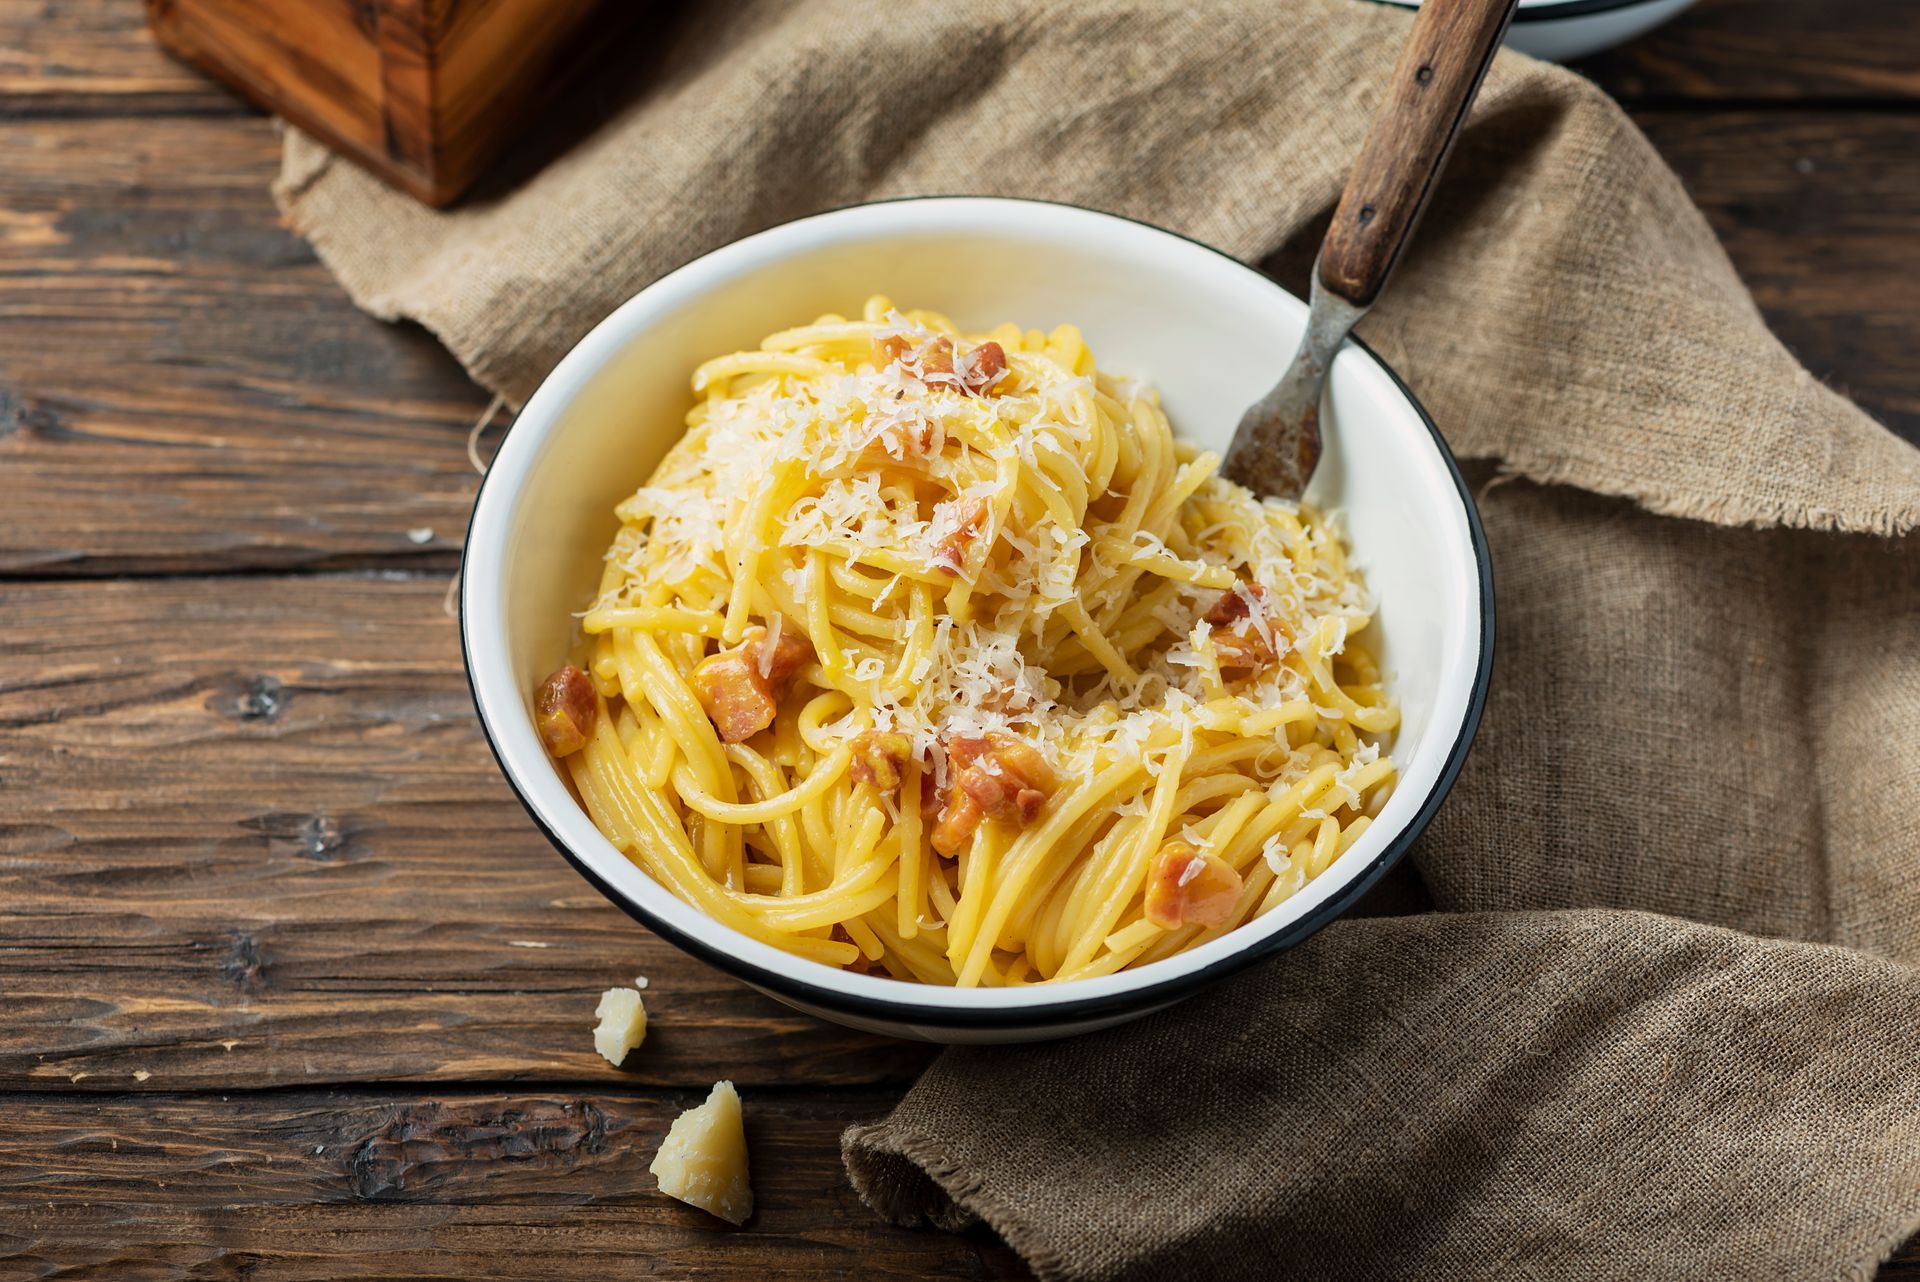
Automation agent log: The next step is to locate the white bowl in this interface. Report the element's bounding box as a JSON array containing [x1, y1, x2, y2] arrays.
[[461, 198, 1493, 1043], [1380, 0, 1699, 62]]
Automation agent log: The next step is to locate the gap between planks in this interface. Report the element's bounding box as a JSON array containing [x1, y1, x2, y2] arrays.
[[0, 561, 462, 585]]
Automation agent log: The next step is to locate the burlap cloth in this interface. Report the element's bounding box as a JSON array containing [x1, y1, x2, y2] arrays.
[[276, 2, 1920, 1277]]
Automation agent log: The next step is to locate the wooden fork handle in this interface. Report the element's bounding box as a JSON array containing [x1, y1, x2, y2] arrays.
[[1316, 0, 1518, 308]]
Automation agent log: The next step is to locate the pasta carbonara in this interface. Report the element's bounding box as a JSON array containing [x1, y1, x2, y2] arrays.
[[534, 298, 1397, 986]]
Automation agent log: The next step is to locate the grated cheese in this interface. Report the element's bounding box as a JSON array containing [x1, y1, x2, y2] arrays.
[[759, 613, 784, 678], [593, 304, 1391, 911]]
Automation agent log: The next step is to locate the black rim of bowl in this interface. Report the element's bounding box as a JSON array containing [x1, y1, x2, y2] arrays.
[[1375, 0, 1684, 21], [460, 195, 1497, 1032]]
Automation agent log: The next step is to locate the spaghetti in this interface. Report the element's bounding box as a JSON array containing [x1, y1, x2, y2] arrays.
[[535, 298, 1397, 986]]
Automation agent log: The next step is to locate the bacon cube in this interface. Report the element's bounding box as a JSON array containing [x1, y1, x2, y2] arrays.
[[1204, 583, 1278, 673], [1143, 842, 1243, 930], [1212, 632, 1277, 673], [874, 332, 1005, 396], [917, 335, 955, 379], [849, 731, 912, 790], [1204, 582, 1270, 627], [535, 665, 597, 757], [930, 498, 989, 577], [957, 341, 1007, 395], [930, 732, 1055, 856], [691, 625, 813, 743], [929, 790, 985, 859], [691, 651, 775, 744], [749, 624, 810, 687]]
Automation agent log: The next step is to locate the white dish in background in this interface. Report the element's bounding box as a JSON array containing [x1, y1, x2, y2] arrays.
[[1379, 0, 1698, 62], [461, 198, 1493, 1043]]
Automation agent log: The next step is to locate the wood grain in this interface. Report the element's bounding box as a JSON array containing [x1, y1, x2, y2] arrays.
[[1633, 110, 1920, 443], [0, 574, 936, 1092], [0, 0, 235, 114], [146, 0, 388, 167], [0, 1089, 1026, 1280], [0, 113, 488, 576], [17, 0, 1920, 116], [0, 14, 1915, 583], [3, 0, 1917, 1277], [1319, 0, 1515, 308], [146, 0, 607, 205], [1579, 0, 1920, 103], [1, 118, 1914, 581]]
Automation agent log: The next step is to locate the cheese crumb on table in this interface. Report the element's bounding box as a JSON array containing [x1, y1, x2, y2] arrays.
[[592, 987, 647, 1066], [650, 1080, 752, 1225]]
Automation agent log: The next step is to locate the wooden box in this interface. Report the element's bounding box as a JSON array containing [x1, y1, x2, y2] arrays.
[[146, 0, 607, 207]]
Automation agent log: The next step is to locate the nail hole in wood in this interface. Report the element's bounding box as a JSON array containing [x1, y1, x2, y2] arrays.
[[1358, 204, 1376, 227], [241, 674, 286, 721], [223, 930, 266, 991], [1416, 64, 1434, 85]]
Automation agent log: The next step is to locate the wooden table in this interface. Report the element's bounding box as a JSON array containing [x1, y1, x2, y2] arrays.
[[2, 2, 1915, 1276]]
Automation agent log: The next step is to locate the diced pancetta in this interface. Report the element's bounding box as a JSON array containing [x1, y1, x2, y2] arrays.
[[535, 665, 597, 757], [1143, 842, 1242, 929]]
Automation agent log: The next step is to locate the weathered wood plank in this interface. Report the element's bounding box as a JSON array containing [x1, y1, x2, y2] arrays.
[[0, 0, 238, 113], [11, 0, 1920, 116], [1579, 0, 1920, 103], [0, 113, 488, 576], [1631, 110, 1920, 443], [0, 574, 936, 1090], [0, 1088, 1028, 1280], [0, 1087, 1907, 1278], [4, 110, 1917, 579], [5, 2, 1915, 1277], [3, 100, 1917, 577]]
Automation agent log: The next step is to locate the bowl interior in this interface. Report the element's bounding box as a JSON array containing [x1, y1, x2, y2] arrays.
[[468, 199, 1483, 1024]]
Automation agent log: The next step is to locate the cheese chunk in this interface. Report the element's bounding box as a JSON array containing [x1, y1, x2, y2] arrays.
[[650, 1080, 752, 1225], [592, 987, 647, 1067]]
